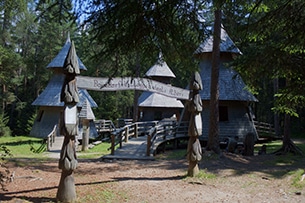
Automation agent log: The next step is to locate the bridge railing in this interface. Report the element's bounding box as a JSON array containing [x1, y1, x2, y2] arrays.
[[108, 121, 158, 155], [95, 119, 116, 133], [146, 121, 189, 156], [253, 120, 277, 138], [46, 124, 58, 151]]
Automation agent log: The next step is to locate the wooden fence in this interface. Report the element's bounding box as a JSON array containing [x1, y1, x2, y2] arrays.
[[253, 121, 277, 139], [146, 121, 189, 156], [108, 121, 158, 155], [46, 125, 58, 151]]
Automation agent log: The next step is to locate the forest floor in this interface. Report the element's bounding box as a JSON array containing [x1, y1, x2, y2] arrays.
[[1, 148, 305, 203]]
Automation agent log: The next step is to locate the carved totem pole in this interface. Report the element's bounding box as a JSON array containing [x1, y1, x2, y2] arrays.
[[187, 72, 203, 177], [56, 41, 80, 202]]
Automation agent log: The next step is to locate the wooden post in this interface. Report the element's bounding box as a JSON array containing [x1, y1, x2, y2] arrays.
[[135, 123, 138, 138], [82, 119, 89, 151], [146, 134, 151, 156], [187, 72, 203, 177], [124, 126, 129, 142], [47, 137, 51, 151], [111, 134, 115, 155]]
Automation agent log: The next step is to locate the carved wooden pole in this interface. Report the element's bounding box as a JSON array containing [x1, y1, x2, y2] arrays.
[[56, 41, 80, 202], [187, 72, 203, 177]]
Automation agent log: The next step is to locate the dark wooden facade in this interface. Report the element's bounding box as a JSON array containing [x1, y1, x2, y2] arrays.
[[194, 27, 258, 142]]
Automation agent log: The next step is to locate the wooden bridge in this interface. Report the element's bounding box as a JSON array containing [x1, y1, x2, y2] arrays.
[[102, 120, 189, 160], [45, 120, 279, 160]]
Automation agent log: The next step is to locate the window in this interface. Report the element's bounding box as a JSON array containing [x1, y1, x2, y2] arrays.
[[219, 106, 228, 121], [36, 110, 44, 122], [154, 111, 162, 120]]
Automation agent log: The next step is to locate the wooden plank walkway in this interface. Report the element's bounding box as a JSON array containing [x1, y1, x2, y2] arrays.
[[102, 136, 155, 161], [45, 136, 64, 159]]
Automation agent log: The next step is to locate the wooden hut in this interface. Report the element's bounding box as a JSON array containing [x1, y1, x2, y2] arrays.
[[138, 53, 184, 121], [30, 36, 98, 140], [193, 27, 258, 143]]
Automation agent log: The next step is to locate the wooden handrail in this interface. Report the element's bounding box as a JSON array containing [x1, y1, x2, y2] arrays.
[[46, 125, 58, 151], [253, 121, 276, 137], [108, 120, 188, 156]]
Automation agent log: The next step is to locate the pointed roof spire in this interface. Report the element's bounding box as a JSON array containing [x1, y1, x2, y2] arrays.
[[47, 34, 87, 70], [194, 25, 242, 55], [79, 99, 96, 120], [145, 52, 176, 78]]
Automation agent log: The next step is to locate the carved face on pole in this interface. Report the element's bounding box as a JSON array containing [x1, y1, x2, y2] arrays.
[[187, 72, 203, 169], [56, 40, 80, 202], [188, 72, 203, 137]]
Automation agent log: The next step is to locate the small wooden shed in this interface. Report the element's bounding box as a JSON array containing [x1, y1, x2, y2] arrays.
[[30, 37, 98, 140], [193, 27, 258, 143], [138, 53, 184, 121]]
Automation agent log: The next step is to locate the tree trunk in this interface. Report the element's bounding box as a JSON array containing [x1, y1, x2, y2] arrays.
[[283, 113, 291, 144], [273, 78, 281, 136], [272, 109, 303, 155], [133, 54, 141, 122], [243, 133, 255, 156], [206, 9, 221, 154]]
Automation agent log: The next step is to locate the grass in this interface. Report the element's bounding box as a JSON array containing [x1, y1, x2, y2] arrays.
[[76, 182, 129, 203], [0, 136, 47, 159], [195, 169, 217, 179], [0, 135, 113, 160], [156, 148, 186, 160], [289, 169, 305, 189], [254, 140, 282, 154], [77, 142, 112, 159]]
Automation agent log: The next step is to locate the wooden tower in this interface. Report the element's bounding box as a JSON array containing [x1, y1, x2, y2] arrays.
[[30, 36, 98, 140], [138, 53, 184, 121], [193, 27, 258, 143]]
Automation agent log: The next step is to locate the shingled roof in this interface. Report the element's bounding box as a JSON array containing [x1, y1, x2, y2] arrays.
[[47, 36, 87, 70], [145, 52, 176, 78], [32, 74, 97, 107], [138, 92, 184, 108], [79, 99, 96, 120], [138, 52, 183, 108], [194, 26, 242, 55], [199, 65, 258, 102], [194, 26, 257, 102]]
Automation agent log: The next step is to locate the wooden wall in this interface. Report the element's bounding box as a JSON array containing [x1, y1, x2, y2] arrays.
[[200, 100, 258, 142]]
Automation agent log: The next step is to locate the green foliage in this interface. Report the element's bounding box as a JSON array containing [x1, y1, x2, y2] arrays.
[[272, 93, 305, 117], [0, 113, 11, 137], [0, 145, 12, 161], [234, 0, 305, 119]]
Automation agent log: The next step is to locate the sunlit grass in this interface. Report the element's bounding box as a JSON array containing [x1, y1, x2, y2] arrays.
[[0, 136, 113, 160], [196, 168, 217, 179], [254, 140, 282, 154], [0, 136, 46, 158], [77, 142, 112, 159], [289, 169, 305, 189]]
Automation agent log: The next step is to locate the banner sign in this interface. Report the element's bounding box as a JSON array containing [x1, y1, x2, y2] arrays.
[[76, 76, 190, 100]]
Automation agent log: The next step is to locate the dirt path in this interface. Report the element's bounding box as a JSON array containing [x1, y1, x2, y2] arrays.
[[1, 152, 305, 203]]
